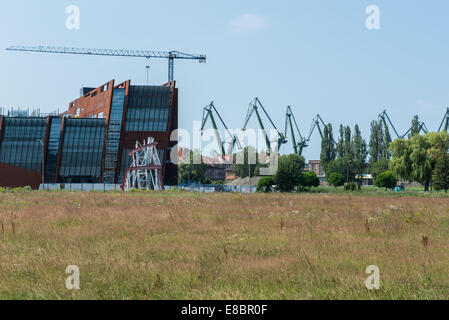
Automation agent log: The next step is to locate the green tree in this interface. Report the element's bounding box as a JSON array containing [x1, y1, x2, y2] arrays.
[[382, 123, 392, 159], [375, 171, 397, 190], [337, 124, 345, 159], [352, 124, 367, 183], [178, 150, 208, 184], [257, 176, 274, 193], [274, 154, 305, 192], [299, 171, 320, 188], [328, 172, 344, 188], [326, 158, 347, 177], [409, 115, 421, 139], [390, 132, 449, 191], [369, 158, 390, 179], [234, 146, 258, 178], [433, 153, 449, 194], [369, 121, 382, 164], [320, 124, 336, 174]]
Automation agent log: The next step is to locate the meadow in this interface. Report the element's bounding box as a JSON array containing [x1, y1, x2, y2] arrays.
[[0, 189, 448, 299]]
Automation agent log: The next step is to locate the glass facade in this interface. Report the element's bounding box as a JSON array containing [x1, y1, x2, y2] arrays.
[[58, 118, 106, 183], [125, 86, 171, 132], [44, 117, 62, 182], [0, 118, 47, 172], [103, 89, 126, 183]]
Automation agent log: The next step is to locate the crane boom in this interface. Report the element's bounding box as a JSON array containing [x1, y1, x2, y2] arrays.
[[242, 98, 287, 154], [200, 102, 242, 158], [6, 45, 206, 82], [307, 114, 336, 145], [378, 110, 402, 139]]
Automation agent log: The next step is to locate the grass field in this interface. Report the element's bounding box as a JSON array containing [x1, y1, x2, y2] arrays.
[[0, 190, 448, 299]]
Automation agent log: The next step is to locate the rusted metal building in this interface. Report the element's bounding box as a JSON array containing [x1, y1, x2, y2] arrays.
[[0, 80, 178, 189]]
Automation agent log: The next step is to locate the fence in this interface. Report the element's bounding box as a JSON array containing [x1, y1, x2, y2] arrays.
[[39, 183, 122, 191], [39, 183, 257, 193], [167, 184, 257, 194]]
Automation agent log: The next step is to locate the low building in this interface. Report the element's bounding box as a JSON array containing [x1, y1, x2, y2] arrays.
[[306, 160, 327, 183]]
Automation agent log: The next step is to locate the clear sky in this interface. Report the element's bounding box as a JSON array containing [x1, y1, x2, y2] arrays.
[[1, 0, 449, 160]]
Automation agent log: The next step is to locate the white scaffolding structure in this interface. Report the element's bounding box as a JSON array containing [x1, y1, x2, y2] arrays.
[[121, 137, 164, 191]]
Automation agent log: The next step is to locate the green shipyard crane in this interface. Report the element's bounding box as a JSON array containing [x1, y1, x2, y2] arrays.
[[438, 107, 449, 132], [284, 106, 308, 155], [379, 110, 428, 139], [242, 98, 287, 154], [307, 114, 337, 146], [200, 102, 242, 157]]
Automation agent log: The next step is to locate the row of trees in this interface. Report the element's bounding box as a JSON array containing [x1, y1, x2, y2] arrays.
[[320, 115, 449, 193], [320, 116, 427, 183], [320, 124, 368, 183]]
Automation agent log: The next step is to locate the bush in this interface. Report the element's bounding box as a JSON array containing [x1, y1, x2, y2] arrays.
[[344, 182, 357, 192], [299, 171, 320, 188], [328, 173, 344, 187], [257, 176, 274, 193], [375, 171, 397, 190], [297, 185, 309, 193]]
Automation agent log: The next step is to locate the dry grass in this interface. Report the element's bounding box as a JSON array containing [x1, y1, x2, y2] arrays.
[[0, 191, 448, 299]]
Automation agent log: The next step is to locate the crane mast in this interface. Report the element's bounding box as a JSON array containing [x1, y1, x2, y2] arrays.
[[6, 45, 206, 82], [438, 107, 449, 132], [284, 106, 308, 155]]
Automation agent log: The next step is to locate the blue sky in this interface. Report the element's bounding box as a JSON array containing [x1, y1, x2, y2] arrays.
[[1, 0, 449, 160]]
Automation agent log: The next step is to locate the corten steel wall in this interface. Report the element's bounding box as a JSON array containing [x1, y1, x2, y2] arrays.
[[63, 80, 115, 119], [0, 162, 41, 189]]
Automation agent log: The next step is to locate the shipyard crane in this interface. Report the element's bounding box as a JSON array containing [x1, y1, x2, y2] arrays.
[[284, 106, 308, 155], [200, 102, 242, 158], [242, 98, 287, 154], [378, 110, 428, 139], [438, 107, 449, 132], [6, 45, 206, 82], [378, 110, 402, 139], [306, 114, 336, 146]]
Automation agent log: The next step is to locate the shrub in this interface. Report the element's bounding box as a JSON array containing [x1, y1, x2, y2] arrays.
[[257, 176, 274, 193], [299, 171, 320, 188], [344, 182, 357, 192], [328, 173, 344, 188], [375, 171, 397, 190]]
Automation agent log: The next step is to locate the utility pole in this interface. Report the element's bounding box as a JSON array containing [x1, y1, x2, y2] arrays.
[[146, 65, 150, 85], [248, 152, 251, 193]]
